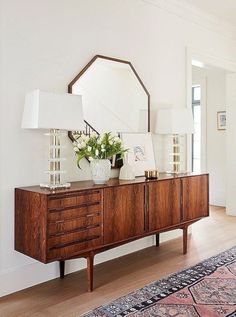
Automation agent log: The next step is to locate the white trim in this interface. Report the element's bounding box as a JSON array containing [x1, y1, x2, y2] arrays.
[[142, 0, 236, 41], [192, 72, 207, 172], [187, 47, 236, 73], [1, 237, 154, 297], [0, 232, 184, 296], [185, 46, 236, 173], [0, 261, 60, 297]]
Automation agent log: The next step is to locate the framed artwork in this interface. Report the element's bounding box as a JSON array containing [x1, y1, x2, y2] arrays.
[[121, 133, 156, 176], [217, 111, 226, 130]]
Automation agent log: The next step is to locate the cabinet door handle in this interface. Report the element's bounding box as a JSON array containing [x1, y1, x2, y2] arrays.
[[52, 207, 64, 212], [180, 180, 184, 221], [144, 184, 149, 232]]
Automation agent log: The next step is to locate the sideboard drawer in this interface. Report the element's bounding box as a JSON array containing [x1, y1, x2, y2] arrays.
[[47, 234, 102, 261], [48, 226, 102, 250], [48, 190, 101, 209], [48, 214, 102, 236], [48, 203, 101, 222]]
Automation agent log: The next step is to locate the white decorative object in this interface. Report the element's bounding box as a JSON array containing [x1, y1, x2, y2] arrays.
[[121, 133, 156, 177], [119, 154, 135, 180], [217, 111, 226, 130], [155, 108, 194, 173], [21, 89, 84, 189], [90, 159, 111, 184]]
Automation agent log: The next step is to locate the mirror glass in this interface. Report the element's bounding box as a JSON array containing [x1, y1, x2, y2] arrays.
[[69, 56, 149, 140]]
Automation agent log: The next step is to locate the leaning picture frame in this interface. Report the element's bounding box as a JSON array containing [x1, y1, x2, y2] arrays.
[[217, 111, 226, 130], [121, 132, 156, 176]]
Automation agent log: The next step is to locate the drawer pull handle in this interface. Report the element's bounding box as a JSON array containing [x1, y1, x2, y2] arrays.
[[49, 212, 101, 224], [49, 202, 100, 213], [49, 190, 100, 201], [49, 235, 100, 250], [49, 224, 100, 237]]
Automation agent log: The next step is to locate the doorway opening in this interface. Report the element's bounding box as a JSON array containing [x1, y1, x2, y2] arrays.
[[192, 85, 201, 173], [186, 48, 236, 215], [191, 63, 227, 207]]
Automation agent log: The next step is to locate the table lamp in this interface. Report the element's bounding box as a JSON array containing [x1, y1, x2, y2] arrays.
[[155, 108, 194, 173], [21, 89, 84, 189]]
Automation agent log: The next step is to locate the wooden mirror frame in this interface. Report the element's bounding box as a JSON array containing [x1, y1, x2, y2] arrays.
[[68, 55, 150, 142]]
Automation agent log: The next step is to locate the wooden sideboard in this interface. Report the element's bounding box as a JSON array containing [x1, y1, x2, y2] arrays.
[[15, 173, 209, 291]]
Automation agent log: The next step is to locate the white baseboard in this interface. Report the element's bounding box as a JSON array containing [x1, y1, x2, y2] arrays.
[[209, 189, 226, 207], [0, 260, 59, 297], [0, 232, 182, 297]]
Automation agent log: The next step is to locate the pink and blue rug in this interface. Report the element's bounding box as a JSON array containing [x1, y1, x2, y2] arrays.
[[82, 246, 236, 317]]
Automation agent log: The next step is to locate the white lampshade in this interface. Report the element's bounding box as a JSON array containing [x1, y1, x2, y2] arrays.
[[21, 89, 84, 131], [155, 108, 194, 134]]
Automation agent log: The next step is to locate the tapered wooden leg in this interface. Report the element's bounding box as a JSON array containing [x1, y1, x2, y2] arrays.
[[87, 252, 94, 292], [59, 261, 65, 279], [183, 226, 188, 254], [156, 233, 160, 247]]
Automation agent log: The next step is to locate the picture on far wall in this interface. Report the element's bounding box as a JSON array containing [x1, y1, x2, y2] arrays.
[[121, 132, 156, 176], [217, 111, 226, 130]]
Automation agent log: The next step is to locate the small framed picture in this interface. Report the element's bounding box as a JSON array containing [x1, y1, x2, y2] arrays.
[[217, 111, 226, 130], [121, 133, 156, 176]]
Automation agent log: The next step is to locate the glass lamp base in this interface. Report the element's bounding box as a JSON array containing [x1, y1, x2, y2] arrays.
[[40, 182, 71, 190]]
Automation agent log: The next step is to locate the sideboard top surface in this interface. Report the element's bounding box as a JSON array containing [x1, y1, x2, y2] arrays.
[[16, 172, 209, 195]]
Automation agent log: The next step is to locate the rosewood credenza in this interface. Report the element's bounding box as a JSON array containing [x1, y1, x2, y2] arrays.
[[15, 173, 209, 291]]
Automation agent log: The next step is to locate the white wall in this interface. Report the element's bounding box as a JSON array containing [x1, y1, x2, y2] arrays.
[[207, 69, 227, 206], [192, 66, 227, 206], [1, 0, 236, 296], [226, 73, 236, 216]]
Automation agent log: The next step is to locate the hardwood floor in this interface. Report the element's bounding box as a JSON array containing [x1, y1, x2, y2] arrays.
[[1, 206, 236, 317]]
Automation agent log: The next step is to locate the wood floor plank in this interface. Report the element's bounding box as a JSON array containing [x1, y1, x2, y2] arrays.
[[0, 206, 235, 317]]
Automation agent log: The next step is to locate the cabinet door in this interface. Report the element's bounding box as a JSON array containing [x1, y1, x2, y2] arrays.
[[148, 179, 181, 231], [104, 184, 145, 244], [182, 175, 209, 221]]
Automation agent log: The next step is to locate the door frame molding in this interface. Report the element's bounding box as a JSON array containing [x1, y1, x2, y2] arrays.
[[185, 46, 236, 172]]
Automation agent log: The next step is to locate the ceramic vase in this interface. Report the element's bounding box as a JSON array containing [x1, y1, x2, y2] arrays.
[[90, 159, 111, 184]]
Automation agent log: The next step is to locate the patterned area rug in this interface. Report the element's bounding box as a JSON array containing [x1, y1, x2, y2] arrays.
[[81, 246, 236, 317]]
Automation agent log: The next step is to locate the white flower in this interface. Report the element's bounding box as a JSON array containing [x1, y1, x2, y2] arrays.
[[109, 140, 113, 145], [77, 143, 84, 149], [101, 148, 105, 152], [101, 144, 105, 149], [88, 157, 93, 161], [87, 146, 92, 152], [97, 138, 102, 145], [90, 131, 97, 138], [95, 149, 99, 156], [80, 141, 86, 148], [73, 146, 79, 152], [114, 136, 121, 143], [77, 136, 83, 144]]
